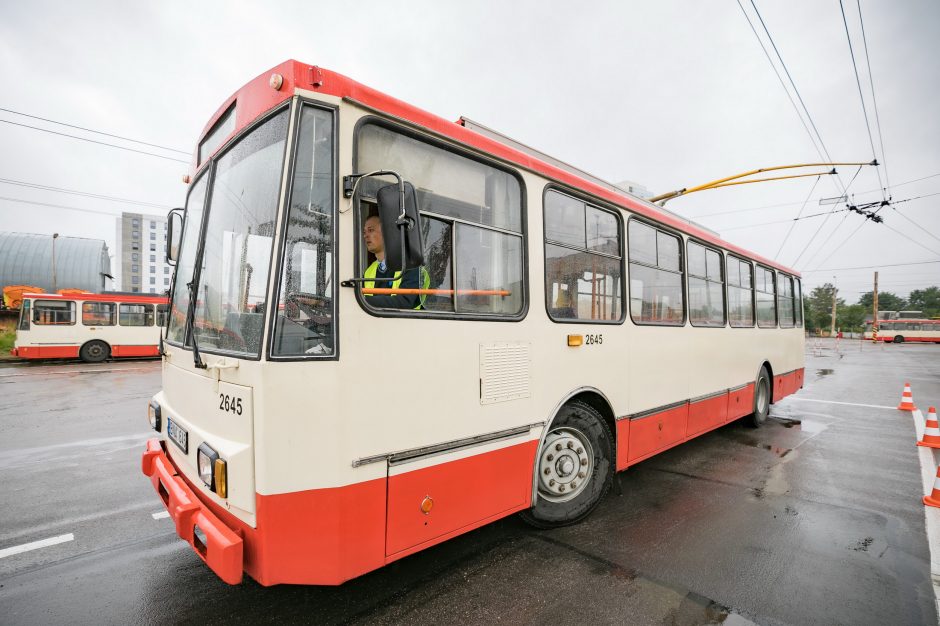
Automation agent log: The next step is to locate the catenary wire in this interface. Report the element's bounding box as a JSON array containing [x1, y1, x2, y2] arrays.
[[775, 176, 821, 259], [0, 119, 189, 164], [0, 195, 136, 217], [801, 260, 940, 272], [855, 0, 890, 195], [838, 0, 884, 195], [0, 177, 172, 209], [0, 107, 189, 154]]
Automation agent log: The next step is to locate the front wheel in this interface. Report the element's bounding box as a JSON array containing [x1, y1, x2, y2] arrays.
[[79, 340, 110, 363], [520, 401, 613, 529], [748, 367, 771, 428], [893, 335, 904, 344]]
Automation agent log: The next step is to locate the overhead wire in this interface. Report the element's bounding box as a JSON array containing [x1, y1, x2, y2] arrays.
[[774, 175, 821, 259], [0, 195, 136, 217], [0, 119, 189, 164], [801, 260, 940, 272], [855, 0, 891, 195], [0, 177, 172, 209], [0, 107, 190, 154], [837, 0, 884, 196]]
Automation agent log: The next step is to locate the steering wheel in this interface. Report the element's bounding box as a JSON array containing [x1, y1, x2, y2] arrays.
[[286, 292, 333, 325]]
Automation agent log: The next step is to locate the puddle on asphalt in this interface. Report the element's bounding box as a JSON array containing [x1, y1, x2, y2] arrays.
[[816, 368, 835, 378], [799, 419, 827, 434]]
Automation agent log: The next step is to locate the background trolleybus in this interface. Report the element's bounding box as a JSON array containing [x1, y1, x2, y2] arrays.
[[865, 319, 940, 343], [13, 292, 168, 362], [141, 60, 805, 586]]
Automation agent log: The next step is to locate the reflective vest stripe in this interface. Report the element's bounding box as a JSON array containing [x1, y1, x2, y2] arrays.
[[363, 261, 430, 310]]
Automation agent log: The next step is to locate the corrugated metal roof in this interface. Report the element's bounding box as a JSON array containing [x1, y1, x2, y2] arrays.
[[0, 232, 111, 293]]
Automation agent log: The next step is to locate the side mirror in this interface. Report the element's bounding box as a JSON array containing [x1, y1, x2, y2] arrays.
[[166, 208, 184, 264], [376, 182, 424, 271]]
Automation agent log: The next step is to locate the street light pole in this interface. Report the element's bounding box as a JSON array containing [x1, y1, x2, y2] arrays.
[[51, 233, 59, 292], [830, 276, 837, 337]]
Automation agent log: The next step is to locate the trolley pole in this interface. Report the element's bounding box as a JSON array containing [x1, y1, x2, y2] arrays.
[[872, 271, 879, 342]]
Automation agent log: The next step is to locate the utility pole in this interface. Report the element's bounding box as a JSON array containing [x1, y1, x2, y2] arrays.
[[830, 278, 837, 337], [872, 271, 879, 341], [51, 232, 59, 292]]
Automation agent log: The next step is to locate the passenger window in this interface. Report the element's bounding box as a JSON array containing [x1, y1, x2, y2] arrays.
[[356, 123, 524, 317], [628, 221, 684, 325], [156, 304, 169, 327], [33, 300, 75, 325], [687, 241, 725, 327], [119, 303, 154, 326], [727, 257, 754, 327], [794, 278, 803, 327], [544, 190, 623, 322], [756, 266, 777, 327], [778, 275, 795, 328], [82, 302, 116, 326]]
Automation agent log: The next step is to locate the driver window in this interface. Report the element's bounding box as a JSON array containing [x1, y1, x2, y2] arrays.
[[271, 104, 335, 358]]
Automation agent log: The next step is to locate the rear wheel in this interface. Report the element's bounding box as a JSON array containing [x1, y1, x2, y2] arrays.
[[748, 367, 771, 428], [79, 340, 110, 363], [520, 401, 613, 529], [893, 335, 904, 344]]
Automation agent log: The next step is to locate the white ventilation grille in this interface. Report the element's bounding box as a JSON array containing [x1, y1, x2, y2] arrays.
[[479, 342, 531, 405]]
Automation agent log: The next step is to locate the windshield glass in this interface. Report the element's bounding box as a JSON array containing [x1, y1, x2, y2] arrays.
[[271, 105, 335, 357], [166, 174, 208, 343], [190, 109, 289, 357]]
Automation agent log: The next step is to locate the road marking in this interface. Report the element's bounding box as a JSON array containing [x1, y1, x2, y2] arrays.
[[0, 533, 74, 559], [152, 511, 170, 520], [786, 397, 897, 410]]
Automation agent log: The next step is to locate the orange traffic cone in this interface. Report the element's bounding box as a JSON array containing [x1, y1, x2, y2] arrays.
[[925, 464, 940, 508], [918, 407, 940, 448], [898, 382, 918, 411]]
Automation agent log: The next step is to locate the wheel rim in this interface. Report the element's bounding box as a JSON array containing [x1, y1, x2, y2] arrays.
[[537, 427, 594, 503], [88, 344, 104, 358], [757, 379, 769, 415]]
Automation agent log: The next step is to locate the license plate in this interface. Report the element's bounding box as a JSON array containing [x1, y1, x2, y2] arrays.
[[167, 418, 188, 454]]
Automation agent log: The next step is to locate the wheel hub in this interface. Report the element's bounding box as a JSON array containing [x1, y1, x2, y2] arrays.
[[538, 428, 594, 502]]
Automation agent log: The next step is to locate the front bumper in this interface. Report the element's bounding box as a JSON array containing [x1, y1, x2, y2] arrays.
[[141, 438, 244, 584]]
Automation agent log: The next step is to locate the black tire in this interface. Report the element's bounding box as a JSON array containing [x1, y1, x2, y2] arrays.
[[79, 340, 110, 363], [520, 401, 613, 529], [748, 366, 771, 428], [893, 335, 904, 344]]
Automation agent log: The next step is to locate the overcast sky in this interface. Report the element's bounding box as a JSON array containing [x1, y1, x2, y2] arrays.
[[0, 0, 937, 302]]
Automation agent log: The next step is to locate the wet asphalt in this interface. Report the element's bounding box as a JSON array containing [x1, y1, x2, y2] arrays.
[[0, 340, 938, 625]]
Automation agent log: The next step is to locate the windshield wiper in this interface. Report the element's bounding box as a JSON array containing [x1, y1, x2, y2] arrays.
[[184, 278, 207, 369]]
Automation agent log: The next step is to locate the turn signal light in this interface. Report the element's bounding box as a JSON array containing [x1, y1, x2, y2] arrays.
[[148, 400, 161, 431], [214, 459, 228, 499], [420, 496, 434, 514], [567, 334, 583, 347]]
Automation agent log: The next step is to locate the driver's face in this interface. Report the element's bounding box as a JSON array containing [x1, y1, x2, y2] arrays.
[[363, 217, 384, 256]]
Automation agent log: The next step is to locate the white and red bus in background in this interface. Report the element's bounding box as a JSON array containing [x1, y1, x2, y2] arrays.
[[865, 319, 940, 343], [142, 60, 805, 586], [13, 292, 168, 362]]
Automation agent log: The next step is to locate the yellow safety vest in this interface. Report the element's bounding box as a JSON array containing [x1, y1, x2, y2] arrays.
[[364, 261, 430, 310]]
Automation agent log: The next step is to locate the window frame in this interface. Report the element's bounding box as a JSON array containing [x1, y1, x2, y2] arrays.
[[119, 303, 155, 327], [542, 186, 625, 325], [686, 238, 727, 328], [794, 277, 803, 327], [755, 264, 778, 328], [265, 99, 341, 362], [627, 216, 686, 327], [81, 301, 116, 326], [32, 299, 76, 326], [726, 255, 756, 328], [777, 273, 796, 328], [350, 115, 529, 323]]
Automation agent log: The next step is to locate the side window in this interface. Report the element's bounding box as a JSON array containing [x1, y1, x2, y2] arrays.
[[727, 256, 754, 327], [544, 190, 623, 322], [18, 300, 31, 330], [687, 241, 725, 327], [628, 220, 684, 325], [119, 303, 154, 326], [33, 300, 76, 325], [356, 122, 524, 317], [156, 304, 169, 327], [82, 302, 115, 326], [756, 266, 777, 327], [778, 275, 795, 328], [794, 278, 803, 327]]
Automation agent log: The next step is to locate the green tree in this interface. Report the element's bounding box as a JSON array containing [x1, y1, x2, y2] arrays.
[[908, 286, 940, 317], [857, 291, 907, 312], [804, 283, 844, 333], [836, 303, 866, 332]]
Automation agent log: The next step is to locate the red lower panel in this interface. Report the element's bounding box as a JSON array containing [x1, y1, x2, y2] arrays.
[[728, 384, 755, 421], [773, 369, 804, 402], [13, 346, 80, 359], [687, 394, 729, 438], [386, 441, 536, 557], [626, 404, 688, 465], [111, 344, 160, 357]]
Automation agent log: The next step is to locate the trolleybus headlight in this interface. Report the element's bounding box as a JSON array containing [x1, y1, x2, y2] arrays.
[[148, 400, 161, 431], [197, 443, 219, 490]]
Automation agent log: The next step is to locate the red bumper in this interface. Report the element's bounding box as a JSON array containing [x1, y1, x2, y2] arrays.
[[141, 438, 244, 584]]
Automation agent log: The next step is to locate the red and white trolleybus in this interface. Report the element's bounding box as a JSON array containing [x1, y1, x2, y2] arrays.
[[865, 319, 940, 343], [13, 292, 168, 362], [142, 60, 805, 586]]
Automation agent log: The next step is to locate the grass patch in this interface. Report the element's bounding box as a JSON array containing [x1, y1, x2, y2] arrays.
[[0, 327, 16, 356]]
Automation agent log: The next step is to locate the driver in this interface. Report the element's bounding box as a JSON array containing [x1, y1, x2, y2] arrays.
[[362, 215, 426, 309]]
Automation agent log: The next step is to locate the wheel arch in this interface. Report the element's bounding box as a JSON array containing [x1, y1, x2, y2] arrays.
[[531, 387, 617, 505], [79, 338, 111, 361], [757, 360, 774, 403]]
